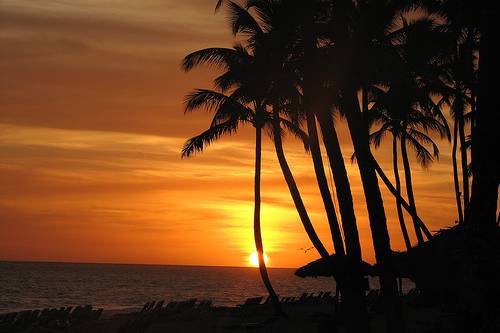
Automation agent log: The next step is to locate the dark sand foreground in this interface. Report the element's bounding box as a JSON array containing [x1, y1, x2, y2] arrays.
[[3, 291, 498, 333]]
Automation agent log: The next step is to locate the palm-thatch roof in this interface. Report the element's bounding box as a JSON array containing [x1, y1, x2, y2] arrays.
[[394, 224, 500, 292], [295, 254, 377, 278]]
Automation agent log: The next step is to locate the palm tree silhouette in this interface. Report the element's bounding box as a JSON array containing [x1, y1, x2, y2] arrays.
[[270, 104, 330, 258], [447, 31, 477, 223], [185, 1, 496, 331], [242, 2, 370, 330], [181, 43, 282, 313], [298, 7, 371, 327], [368, 86, 449, 244], [366, 16, 450, 245], [245, 0, 349, 257], [211, 1, 367, 330], [239, 0, 332, 259], [301, 10, 347, 258], [430, 0, 480, 223], [323, 1, 444, 330], [423, 0, 496, 227]]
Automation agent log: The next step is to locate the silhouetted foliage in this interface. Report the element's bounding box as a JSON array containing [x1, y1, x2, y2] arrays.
[[182, 1, 496, 332]]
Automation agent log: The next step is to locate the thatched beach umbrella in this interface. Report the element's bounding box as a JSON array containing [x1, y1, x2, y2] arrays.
[[295, 254, 377, 278]]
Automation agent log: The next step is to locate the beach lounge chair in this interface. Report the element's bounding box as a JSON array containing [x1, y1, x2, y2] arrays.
[[38, 308, 49, 322], [164, 301, 178, 312], [26, 310, 38, 326], [181, 298, 197, 311], [140, 301, 150, 313], [43, 308, 59, 324], [262, 294, 276, 304], [305, 293, 316, 305], [82, 305, 94, 320], [68, 304, 93, 324], [297, 292, 309, 304], [69, 306, 82, 319], [321, 291, 332, 304], [240, 296, 263, 307], [153, 300, 164, 312], [147, 301, 156, 312], [62, 306, 72, 318], [92, 308, 103, 320]]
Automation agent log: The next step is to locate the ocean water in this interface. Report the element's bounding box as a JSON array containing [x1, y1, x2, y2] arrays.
[[0, 261, 412, 313]]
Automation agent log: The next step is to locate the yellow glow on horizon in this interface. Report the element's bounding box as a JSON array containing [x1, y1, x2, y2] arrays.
[[249, 251, 268, 267]]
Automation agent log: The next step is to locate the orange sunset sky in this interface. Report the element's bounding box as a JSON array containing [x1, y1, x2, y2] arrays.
[[0, 0, 459, 268]]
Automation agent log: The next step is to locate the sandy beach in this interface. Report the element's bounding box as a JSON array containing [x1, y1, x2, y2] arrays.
[[4, 291, 497, 333]]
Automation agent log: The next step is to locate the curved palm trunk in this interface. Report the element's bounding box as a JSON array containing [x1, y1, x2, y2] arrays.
[[317, 111, 369, 333], [306, 111, 345, 255], [272, 110, 329, 258], [317, 111, 361, 258], [452, 119, 465, 224], [400, 131, 424, 244], [344, 90, 403, 333], [254, 125, 281, 314], [469, 50, 477, 179], [458, 113, 470, 219], [393, 135, 411, 250], [372, 157, 432, 239], [302, 19, 344, 256]]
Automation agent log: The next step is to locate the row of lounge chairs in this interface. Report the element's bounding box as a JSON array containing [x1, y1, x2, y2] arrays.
[[0, 305, 103, 332], [295, 291, 337, 305], [140, 298, 213, 314], [239, 291, 338, 308], [239, 288, 422, 309], [117, 299, 214, 333]]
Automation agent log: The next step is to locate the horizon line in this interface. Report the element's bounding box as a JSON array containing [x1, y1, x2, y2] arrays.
[[0, 259, 297, 270]]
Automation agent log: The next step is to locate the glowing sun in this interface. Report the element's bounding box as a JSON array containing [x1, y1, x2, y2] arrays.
[[249, 251, 269, 267]]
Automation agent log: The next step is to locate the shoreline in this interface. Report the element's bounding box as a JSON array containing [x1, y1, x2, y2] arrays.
[[2, 291, 491, 333]]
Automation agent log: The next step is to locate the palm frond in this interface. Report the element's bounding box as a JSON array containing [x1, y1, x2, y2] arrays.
[[227, 1, 263, 37], [408, 112, 449, 140], [369, 123, 392, 148], [463, 134, 472, 151], [464, 110, 474, 123], [246, 0, 275, 32], [215, 0, 224, 12], [430, 102, 452, 141], [184, 89, 229, 113], [405, 131, 437, 167], [214, 71, 239, 92], [280, 117, 310, 151], [209, 99, 254, 127], [182, 47, 243, 72], [181, 120, 239, 158]]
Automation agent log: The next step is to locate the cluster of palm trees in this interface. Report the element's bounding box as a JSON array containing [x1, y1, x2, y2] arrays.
[[181, 1, 495, 332]]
